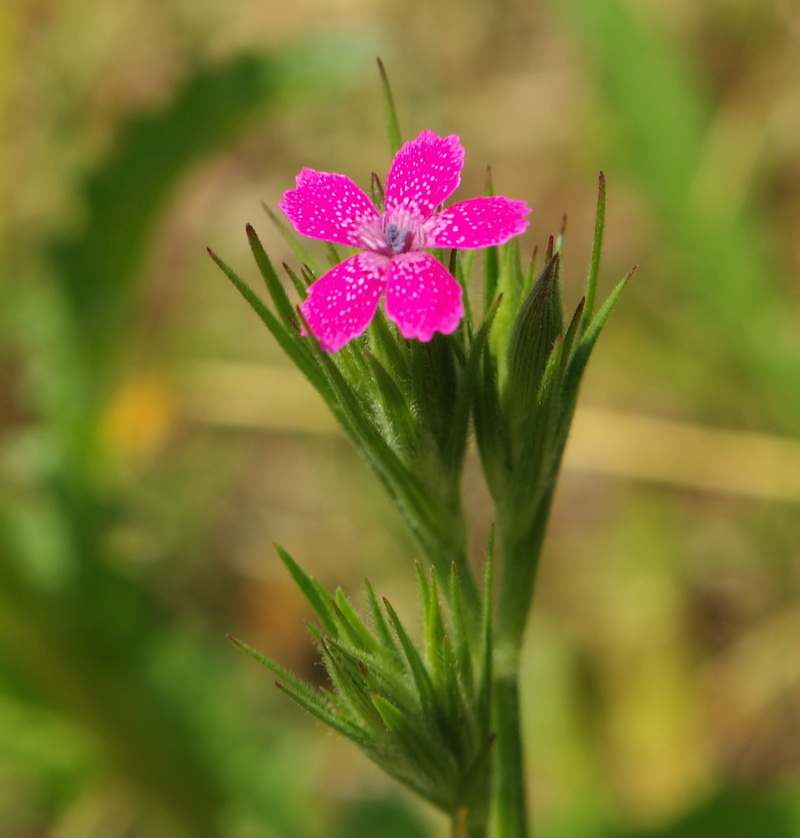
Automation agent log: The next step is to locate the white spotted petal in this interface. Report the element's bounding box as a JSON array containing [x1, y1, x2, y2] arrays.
[[384, 252, 464, 342], [424, 197, 532, 249], [384, 130, 464, 221], [279, 169, 380, 247], [300, 252, 388, 352]]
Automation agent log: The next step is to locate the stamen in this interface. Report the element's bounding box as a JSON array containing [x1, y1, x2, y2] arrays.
[[385, 223, 412, 255]]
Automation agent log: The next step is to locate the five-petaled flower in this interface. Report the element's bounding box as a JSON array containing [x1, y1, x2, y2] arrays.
[[279, 129, 531, 352]]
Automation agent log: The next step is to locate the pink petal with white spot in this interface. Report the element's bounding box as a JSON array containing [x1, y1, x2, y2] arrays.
[[279, 168, 380, 247], [425, 197, 532, 249], [384, 252, 464, 342], [384, 131, 464, 221], [300, 252, 389, 352]]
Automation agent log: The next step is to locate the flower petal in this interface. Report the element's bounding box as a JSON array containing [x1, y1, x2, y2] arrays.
[[384, 130, 464, 221], [384, 252, 464, 342], [424, 197, 531, 249], [300, 253, 388, 352], [279, 168, 380, 247]]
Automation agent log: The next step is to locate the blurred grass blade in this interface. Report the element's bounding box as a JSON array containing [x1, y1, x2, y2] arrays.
[[48, 42, 362, 376]]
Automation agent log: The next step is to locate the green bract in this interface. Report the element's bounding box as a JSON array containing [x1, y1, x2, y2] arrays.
[[230, 543, 495, 833]]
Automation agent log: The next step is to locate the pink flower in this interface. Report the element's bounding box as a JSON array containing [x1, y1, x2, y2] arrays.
[[279, 130, 531, 352]]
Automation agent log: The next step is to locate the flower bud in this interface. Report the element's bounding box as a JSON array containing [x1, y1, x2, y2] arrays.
[[503, 253, 564, 456]]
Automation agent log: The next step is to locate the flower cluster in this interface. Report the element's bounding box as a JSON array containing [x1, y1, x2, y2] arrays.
[[279, 130, 531, 351]]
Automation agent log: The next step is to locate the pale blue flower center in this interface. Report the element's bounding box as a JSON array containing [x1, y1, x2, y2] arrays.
[[384, 223, 413, 255]]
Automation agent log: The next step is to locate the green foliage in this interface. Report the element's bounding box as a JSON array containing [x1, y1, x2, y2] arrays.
[[233, 545, 495, 829]]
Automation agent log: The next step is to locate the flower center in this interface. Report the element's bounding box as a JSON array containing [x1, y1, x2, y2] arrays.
[[384, 223, 414, 255]]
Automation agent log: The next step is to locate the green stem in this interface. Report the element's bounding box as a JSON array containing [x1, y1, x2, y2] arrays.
[[490, 488, 557, 838], [491, 657, 528, 838]]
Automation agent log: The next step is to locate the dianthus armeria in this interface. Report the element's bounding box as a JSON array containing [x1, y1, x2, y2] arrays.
[[279, 129, 531, 352]]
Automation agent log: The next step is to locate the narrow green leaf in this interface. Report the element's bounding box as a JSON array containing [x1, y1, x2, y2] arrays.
[[476, 529, 494, 726], [326, 242, 343, 267], [535, 336, 564, 408], [455, 250, 475, 327], [207, 248, 331, 399], [365, 579, 400, 659], [370, 172, 385, 212], [560, 296, 586, 370], [320, 640, 387, 735], [383, 597, 437, 712], [582, 171, 606, 329], [245, 223, 296, 324], [333, 588, 384, 656], [419, 566, 446, 690], [274, 544, 339, 637], [567, 269, 634, 391], [282, 261, 311, 298], [377, 58, 402, 154], [523, 245, 539, 298], [448, 562, 474, 697], [228, 635, 358, 736], [483, 246, 500, 314]]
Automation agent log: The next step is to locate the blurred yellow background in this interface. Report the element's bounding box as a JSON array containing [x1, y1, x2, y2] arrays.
[[1, 0, 799, 836]]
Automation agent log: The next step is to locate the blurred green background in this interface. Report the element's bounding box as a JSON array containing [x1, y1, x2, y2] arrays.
[[1, 0, 799, 836]]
